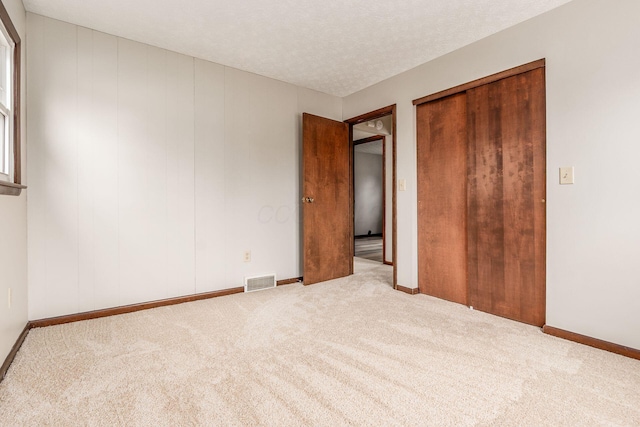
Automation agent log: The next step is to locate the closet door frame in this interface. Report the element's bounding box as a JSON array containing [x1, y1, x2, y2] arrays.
[[413, 60, 545, 106]]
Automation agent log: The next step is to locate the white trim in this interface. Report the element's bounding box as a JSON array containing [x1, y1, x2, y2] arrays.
[[0, 16, 13, 183]]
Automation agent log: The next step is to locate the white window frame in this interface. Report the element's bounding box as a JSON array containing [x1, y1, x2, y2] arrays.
[[0, 30, 13, 183], [0, 0, 22, 196]]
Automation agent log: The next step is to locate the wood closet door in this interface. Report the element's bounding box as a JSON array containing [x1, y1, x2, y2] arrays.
[[466, 68, 546, 326], [417, 93, 468, 304]]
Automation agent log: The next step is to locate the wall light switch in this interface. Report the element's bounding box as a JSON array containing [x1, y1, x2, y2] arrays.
[[559, 167, 575, 185], [398, 179, 407, 192]]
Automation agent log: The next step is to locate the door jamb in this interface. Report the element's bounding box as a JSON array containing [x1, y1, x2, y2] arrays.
[[345, 105, 397, 288]]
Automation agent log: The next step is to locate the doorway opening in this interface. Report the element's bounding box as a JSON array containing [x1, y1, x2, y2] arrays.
[[345, 105, 397, 288], [354, 135, 384, 263]]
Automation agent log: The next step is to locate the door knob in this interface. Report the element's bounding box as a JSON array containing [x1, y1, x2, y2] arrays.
[[301, 197, 314, 203]]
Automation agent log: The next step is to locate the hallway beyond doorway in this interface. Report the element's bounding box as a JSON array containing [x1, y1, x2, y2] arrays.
[[354, 235, 382, 263]]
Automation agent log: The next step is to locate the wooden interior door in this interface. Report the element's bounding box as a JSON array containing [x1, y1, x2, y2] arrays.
[[302, 113, 352, 285], [416, 93, 468, 304], [466, 68, 546, 326]]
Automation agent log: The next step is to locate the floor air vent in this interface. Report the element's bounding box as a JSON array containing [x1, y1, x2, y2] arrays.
[[245, 274, 277, 292]]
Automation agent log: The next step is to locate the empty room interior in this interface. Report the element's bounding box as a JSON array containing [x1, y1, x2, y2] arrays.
[[1, 0, 639, 424]]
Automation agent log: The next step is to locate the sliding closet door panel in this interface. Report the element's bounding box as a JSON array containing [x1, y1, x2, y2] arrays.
[[417, 93, 468, 304], [466, 81, 506, 316], [467, 68, 546, 326]]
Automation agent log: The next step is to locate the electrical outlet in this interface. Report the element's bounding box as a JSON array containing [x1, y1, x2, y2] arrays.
[[7, 288, 11, 309], [243, 250, 251, 263]]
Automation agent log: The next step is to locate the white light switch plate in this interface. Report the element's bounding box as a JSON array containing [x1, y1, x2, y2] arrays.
[[398, 179, 407, 192], [559, 167, 574, 185]]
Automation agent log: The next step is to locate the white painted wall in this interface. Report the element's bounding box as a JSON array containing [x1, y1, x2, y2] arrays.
[[343, 0, 640, 349], [0, 0, 26, 364], [26, 14, 341, 320], [354, 151, 383, 236]]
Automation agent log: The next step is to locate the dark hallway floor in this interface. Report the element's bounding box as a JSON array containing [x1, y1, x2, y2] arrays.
[[354, 236, 383, 263]]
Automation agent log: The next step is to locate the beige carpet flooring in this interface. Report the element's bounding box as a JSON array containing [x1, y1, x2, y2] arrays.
[[1, 259, 639, 426]]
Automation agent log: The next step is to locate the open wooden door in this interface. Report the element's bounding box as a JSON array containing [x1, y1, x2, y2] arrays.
[[302, 113, 351, 285]]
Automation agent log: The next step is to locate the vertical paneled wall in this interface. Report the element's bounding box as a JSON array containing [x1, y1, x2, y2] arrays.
[[26, 14, 342, 319], [193, 60, 225, 294]]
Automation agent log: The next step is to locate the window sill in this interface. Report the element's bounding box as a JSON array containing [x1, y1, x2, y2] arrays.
[[0, 180, 26, 196]]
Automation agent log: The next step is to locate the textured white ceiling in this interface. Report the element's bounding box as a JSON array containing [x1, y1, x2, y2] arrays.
[[23, 0, 573, 96]]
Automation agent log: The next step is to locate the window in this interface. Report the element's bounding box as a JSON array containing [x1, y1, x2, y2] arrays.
[[0, 0, 22, 196], [0, 30, 12, 182]]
